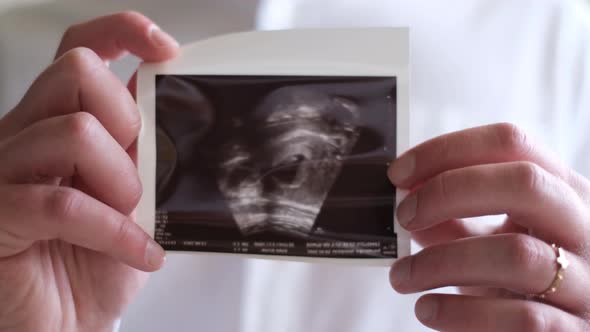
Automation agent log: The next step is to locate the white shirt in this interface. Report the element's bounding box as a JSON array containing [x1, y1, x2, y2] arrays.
[[1, 1, 590, 331]]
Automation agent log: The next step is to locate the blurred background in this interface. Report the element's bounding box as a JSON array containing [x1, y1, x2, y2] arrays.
[[0, 0, 259, 113], [2, 1, 590, 331]]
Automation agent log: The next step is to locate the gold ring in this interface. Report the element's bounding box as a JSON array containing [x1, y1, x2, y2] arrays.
[[537, 244, 569, 299]]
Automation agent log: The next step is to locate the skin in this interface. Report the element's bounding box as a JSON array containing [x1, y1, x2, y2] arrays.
[[388, 123, 590, 331], [0, 12, 179, 332]]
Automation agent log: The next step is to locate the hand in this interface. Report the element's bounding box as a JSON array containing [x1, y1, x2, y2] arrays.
[[388, 123, 590, 331], [0, 12, 179, 332]]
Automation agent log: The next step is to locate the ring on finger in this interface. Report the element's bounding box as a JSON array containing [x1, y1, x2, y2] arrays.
[[534, 244, 570, 299]]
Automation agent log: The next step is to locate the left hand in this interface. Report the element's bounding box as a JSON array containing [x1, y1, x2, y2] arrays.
[[388, 123, 590, 331]]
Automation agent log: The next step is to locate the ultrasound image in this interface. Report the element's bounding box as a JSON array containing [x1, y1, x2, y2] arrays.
[[155, 75, 398, 258]]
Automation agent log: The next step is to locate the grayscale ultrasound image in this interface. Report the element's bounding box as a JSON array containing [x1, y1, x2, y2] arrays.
[[155, 75, 398, 258]]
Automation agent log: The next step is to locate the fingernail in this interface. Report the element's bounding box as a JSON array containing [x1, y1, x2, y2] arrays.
[[397, 193, 417, 227], [388, 153, 415, 185], [390, 257, 412, 287], [415, 296, 438, 322], [149, 24, 179, 48], [145, 240, 166, 269]]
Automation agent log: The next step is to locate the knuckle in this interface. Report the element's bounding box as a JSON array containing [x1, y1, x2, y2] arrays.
[[512, 161, 546, 194], [494, 122, 533, 156], [435, 170, 454, 202], [127, 175, 143, 211], [127, 110, 142, 136], [517, 305, 547, 332], [112, 218, 135, 247], [64, 112, 99, 143], [60, 47, 102, 77], [506, 234, 545, 273], [433, 133, 452, 161], [46, 187, 81, 221]]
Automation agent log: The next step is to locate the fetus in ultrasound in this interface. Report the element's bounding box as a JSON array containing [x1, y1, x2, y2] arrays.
[[216, 87, 361, 237]]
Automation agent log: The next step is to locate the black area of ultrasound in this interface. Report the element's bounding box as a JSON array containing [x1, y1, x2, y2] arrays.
[[155, 75, 397, 257]]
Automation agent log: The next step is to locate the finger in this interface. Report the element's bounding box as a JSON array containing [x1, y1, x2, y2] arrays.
[[412, 218, 528, 248], [388, 123, 590, 198], [55, 11, 179, 61], [0, 184, 165, 271], [396, 161, 590, 245], [413, 294, 587, 332], [410, 219, 478, 248], [0, 113, 141, 215], [390, 234, 589, 312], [2, 48, 139, 147]]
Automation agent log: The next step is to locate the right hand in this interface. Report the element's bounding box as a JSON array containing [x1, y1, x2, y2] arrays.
[[0, 12, 179, 332]]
